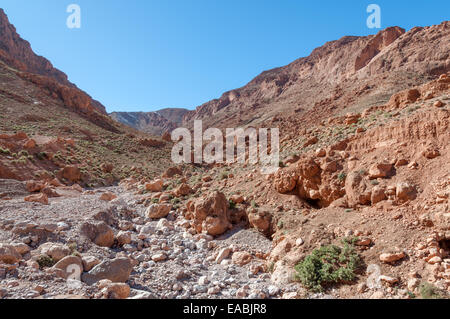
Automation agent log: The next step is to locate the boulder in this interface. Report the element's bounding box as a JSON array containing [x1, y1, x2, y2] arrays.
[[0, 243, 22, 264], [102, 283, 130, 299], [81, 257, 133, 285], [62, 166, 81, 183], [368, 163, 394, 179], [345, 171, 372, 206], [38, 243, 71, 262], [145, 180, 164, 192], [24, 193, 49, 205], [174, 183, 192, 197], [79, 221, 115, 247], [53, 256, 83, 279], [396, 182, 417, 202], [232, 252, 253, 266], [146, 204, 172, 219], [380, 252, 406, 263], [193, 191, 231, 236]]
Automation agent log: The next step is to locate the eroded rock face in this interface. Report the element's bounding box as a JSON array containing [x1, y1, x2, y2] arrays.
[[355, 26, 405, 71], [273, 155, 346, 207], [192, 191, 231, 236]]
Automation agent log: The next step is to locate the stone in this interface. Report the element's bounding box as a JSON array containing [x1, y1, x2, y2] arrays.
[[38, 242, 70, 262], [368, 163, 394, 179], [396, 182, 417, 202], [103, 283, 130, 299], [174, 183, 192, 197], [216, 247, 232, 264], [62, 166, 81, 182], [82, 258, 133, 285], [25, 180, 45, 193], [151, 253, 167, 262], [231, 252, 253, 266], [82, 256, 100, 272], [146, 204, 172, 219], [371, 186, 387, 204], [192, 191, 232, 236], [380, 252, 406, 263], [145, 179, 164, 192], [99, 192, 117, 202], [116, 231, 132, 246], [12, 242, 30, 255], [0, 244, 22, 264], [79, 221, 115, 247], [53, 256, 83, 279], [24, 193, 49, 205]]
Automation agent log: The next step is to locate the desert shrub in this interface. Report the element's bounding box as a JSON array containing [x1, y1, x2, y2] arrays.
[[419, 283, 445, 299], [36, 255, 56, 269], [228, 199, 236, 210], [0, 147, 11, 155], [294, 242, 361, 292], [338, 172, 347, 181]]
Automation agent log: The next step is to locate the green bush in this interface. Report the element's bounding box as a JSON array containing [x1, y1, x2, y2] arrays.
[[337, 172, 347, 181], [294, 242, 361, 292], [36, 255, 56, 269], [0, 147, 11, 155], [419, 283, 445, 299], [228, 199, 236, 210]]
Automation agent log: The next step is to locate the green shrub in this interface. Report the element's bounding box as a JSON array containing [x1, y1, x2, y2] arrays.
[[294, 242, 361, 292], [228, 199, 236, 210], [36, 255, 56, 269], [337, 172, 347, 181], [0, 147, 11, 155], [419, 283, 445, 299]]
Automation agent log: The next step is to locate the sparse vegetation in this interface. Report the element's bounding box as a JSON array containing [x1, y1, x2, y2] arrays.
[[294, 241, 361, 292], [36, 255, 56, 269]]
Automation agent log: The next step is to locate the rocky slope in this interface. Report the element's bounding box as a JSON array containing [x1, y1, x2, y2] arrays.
[[0, 8, 107, 116], [182, 22, 449, 134]]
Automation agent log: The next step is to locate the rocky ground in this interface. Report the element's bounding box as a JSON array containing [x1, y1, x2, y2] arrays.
[[0, 181, 300, 299]]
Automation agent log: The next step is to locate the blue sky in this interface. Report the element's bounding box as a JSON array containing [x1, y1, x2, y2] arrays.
[[1, 1, 448, 112]]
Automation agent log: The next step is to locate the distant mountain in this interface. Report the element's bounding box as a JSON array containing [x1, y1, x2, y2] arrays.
[[110, 108, 189, 136]]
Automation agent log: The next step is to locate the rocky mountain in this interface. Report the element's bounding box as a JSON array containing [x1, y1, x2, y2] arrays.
[[110, 108, 189, 136], [182, 22, 449, 133], [0, 8, 107, 116]]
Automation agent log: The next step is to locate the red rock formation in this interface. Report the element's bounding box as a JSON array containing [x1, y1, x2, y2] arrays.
[[0, 8, 107, 115]]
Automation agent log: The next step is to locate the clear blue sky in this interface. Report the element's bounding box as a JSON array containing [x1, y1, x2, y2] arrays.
[[1, 1, 448, 112]]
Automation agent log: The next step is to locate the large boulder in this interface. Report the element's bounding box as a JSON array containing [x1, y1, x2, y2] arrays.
[[81, 257, 133, 285], [193, 191, 231, 236], [345, 171, 372, 207], [53, 256, 83, 279], [79, 221, 115, 247], [0, 243, 22, 264], [396, 182, 417, 202], [368, 163, 394, 179], [38, 242, 71, 262], [61, 166, 81, 183], [146, 204, 172, 219], [145, 180, 164, 192]]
